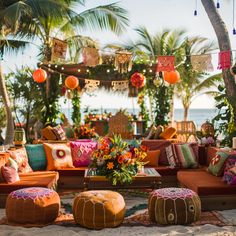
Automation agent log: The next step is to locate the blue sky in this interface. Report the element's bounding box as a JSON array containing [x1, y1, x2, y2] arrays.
[[2, 0, 235, 109]]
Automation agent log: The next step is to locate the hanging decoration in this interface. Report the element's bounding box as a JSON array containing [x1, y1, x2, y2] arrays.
[[156, 56, 175, 72], [233, 0, 236, 35], [217, 51, 231, 69], [111, 80, 129, 91], [84, 79, 100, 93], [191, 54, 214, 72], [51, 38, 67, 62], [130, 73, 146, 88], [32, 68, 47, 83], [65, 75, 79, 90], [82, 47, 101, 67], [114, 50, 132, 73], [194, 0, 198, 16], [163, 70, 180, 84], [216, 0, 220, 9]]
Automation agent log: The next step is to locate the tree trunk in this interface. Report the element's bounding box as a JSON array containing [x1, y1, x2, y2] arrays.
[[201, 0, 236, 124], [183, 105, 189, 121], [0, 61, 14, 145]]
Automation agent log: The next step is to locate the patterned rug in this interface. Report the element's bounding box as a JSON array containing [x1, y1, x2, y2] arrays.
[[0, 191, 234, 228]]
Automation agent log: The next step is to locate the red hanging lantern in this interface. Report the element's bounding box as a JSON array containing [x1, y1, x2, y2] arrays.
[[65, 76, 79, 90], [32, 68, 47, 83], [163, 70, 180, 84], [130, 73, 146, 88]]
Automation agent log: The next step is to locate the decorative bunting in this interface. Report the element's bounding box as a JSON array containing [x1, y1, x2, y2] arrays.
[[156, 56, 175, 72], [217, 51, 231, 70], [84, 79, 100, 93], [111, 80, 129, 91], [82, 47, 101, 67], [114, 50, 132, 73], [51, 38, 67, 62], [191, 54, 214, 72]]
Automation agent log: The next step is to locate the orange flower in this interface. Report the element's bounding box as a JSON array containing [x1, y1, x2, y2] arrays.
[[104, 149, 110, 155], [107, 162, 114, 169], [118, 155, 124, 164], [140, 145, 148, 152]]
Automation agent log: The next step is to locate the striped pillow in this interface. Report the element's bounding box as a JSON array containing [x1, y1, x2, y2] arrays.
[[174, 144, 198, 168]]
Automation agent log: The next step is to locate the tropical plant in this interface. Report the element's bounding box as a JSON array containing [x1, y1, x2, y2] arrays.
[[175, 37, 221, 121]]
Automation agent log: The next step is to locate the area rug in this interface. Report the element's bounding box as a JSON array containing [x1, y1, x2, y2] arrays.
[[0, 191, 233, 228]]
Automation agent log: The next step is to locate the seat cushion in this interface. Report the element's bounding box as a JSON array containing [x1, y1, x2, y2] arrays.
[[0, 171, 58, 194], [177, 170, 236, 196]]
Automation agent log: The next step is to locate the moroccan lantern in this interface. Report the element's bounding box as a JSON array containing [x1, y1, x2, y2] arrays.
[[130, 73, 146, 88], [163, 70, 180, 84], [201, 120, 215, 137], [65, 76, 79, 90], [32, 68, 47, 83], [13, 127, 26, 146]]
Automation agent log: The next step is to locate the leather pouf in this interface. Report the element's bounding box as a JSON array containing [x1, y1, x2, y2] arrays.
[[148, 187, 201, 225], [6, 187, 60, 225], [73, 190, 125, 229]]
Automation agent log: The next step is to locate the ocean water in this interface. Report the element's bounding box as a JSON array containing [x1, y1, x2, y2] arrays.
[[62, 108, 219, 130]]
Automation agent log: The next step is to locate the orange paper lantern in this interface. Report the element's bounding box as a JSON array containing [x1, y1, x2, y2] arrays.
[[32, 68, 47, 83], [65, 76, 79, 90], [163, 70, 180, 84]]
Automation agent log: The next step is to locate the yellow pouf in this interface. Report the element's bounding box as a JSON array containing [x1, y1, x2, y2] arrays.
[[6, 187, 60, 225], [73, 190, 125, 229], [148, 188, 201, 225]]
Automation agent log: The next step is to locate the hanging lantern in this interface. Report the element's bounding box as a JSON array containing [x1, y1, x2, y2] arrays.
[[163, 70, 180, 84], [65, 76, 79, 90], [14, 127, 26, 146], [32, 68, 47, 83], [201, 120, 215, 137], [130, 73, 146, 88]]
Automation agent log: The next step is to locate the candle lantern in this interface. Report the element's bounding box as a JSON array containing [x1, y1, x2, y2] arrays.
[[14, 127, 26, 146]]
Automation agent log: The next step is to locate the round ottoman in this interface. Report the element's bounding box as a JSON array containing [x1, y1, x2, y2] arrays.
[[73, 190, 125, 229], [148, 187, 201, 225], [6, 187, 60, 225]]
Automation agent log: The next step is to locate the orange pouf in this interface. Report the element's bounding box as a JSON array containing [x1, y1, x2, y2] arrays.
[[73, 190, 125, 229], [6, 187, 60, 225], [148, 188, 201, 225]]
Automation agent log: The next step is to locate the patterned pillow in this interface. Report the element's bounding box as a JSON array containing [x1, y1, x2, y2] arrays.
[[223, 167, 236, 185], [0, 166, 20, 183], [0, 153, 10, 168], [41, 126, 57, 140], [52, 125, 66, 140], [174, 143, 198, 168], [8, 148, 33, 173], [25, 144, 47, 171], [222, 155, 236, 184], [70, 140, 97, 167], [165, 145, 179, 167], [7, 157, 18, 171], [43, 143, 74, 170], [143, 150, 160, 167], [208, 151, 229, 176]]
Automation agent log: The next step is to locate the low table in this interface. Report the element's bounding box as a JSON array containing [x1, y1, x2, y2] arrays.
[[83, 168, 162, 190]]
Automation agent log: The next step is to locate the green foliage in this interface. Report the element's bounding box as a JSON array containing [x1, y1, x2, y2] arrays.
[[212, 85, 236, 146], [71, 90, 81, 126]]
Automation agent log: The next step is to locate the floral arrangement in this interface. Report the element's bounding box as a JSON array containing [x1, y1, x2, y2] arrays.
[[74, 124, 97, 139], [130, 73, 146, 88], [84, 112, 112, 123], [90, 135, 148, 185]]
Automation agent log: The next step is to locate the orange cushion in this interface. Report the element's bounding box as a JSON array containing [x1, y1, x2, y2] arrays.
[[41, 126, 57, 140], [43, 143, 74, 170], [159, 127, 177, 139], [144, 150, 160, 167], [0, 153, 10, 168]]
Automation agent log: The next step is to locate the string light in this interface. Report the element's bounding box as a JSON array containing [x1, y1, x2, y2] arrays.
[[55, 65, 58, 68], [107, 69, 110, 73], [77, 69, 81, 72], [61, 67, 64, 70], [86, 69, 90, 73]]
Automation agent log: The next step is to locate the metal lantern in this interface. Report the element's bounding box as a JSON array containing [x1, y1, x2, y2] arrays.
[[14, 127, 26, 146], [201, 120, 215, 137]]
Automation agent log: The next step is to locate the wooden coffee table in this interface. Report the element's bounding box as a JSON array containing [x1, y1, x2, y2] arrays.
[[83, 168, 161, 190]]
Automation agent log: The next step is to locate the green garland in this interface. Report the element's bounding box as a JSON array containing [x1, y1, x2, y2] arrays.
[[72, 90, 81, 126]]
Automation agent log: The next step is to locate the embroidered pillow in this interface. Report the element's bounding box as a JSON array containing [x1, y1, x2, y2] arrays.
[[0, 166, 20, 183], [25, 144, 47, 171], [43, 143, 74, 170], [165, 145, 179, 167], [7, 157, 18, 171], [143, 150, 160, 167], [70, 140, 97, 167], [208, 151, 229, 176], [8, 148, 32, 173], [52, 125, 67, 140], [174, 143, 198, 168]]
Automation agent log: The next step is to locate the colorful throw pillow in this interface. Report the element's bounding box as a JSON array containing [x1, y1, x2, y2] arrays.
[[223, 167, 236, 185], [174, 144, 198, 168], [70, 140, 97, 167], [25, 144, 47, 171], [0, 153, 10, 168], [143, 150, 160, 167], [52, 125, 67, 140], [159, 127, 177, 140], [0, 166, 20, 183], [43, 143, 74, 170], [7, 157, 18, 171], [8, 148, 32, 173], [165, 145, 179, 167], [208, 151, 229, 176], [41, 126, 57, 140]]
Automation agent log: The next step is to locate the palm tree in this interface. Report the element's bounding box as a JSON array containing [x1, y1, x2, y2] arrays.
[[175, 36, 221, 121], [0, 0, 129, 144]]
